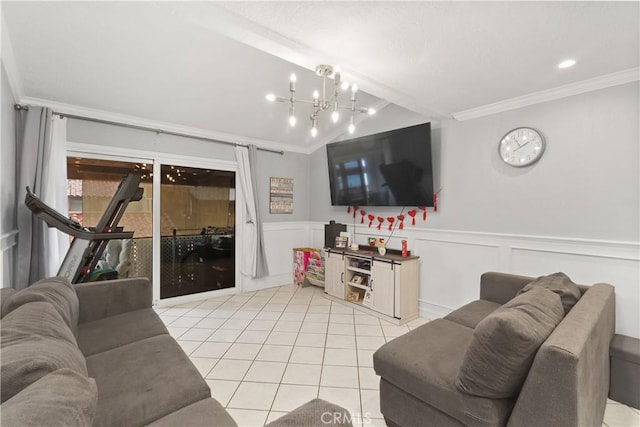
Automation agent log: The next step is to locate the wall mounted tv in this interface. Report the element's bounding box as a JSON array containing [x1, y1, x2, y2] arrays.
[[326, 122, 434, 207]]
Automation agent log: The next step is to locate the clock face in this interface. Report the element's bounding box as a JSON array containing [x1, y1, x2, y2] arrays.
[[498, 127, 546, 167]]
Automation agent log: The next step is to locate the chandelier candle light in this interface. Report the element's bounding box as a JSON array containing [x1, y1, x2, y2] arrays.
[[266, 64, 376, 137]]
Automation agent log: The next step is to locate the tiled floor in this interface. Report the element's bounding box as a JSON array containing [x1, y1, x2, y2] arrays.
[[157, 284, 640, 427]]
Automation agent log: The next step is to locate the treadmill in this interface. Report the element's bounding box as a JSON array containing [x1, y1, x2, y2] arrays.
[[25, 172, 144, 283]]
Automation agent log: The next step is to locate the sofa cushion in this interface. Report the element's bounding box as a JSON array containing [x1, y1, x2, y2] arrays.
[[1, 368, 97, 427], [444, 299, 501, 329], [146, 398, 237, 427], [374, 319, 515, 426], [4, 276, 79, 336], [77, 308, 169, 356], [266, 398, 353, 426], [1, 301, 77, 346], [517, 272, 582, 314], [456, 287, 564, 399], [1, 329, 88, 402], [86, 334, 211, 427], [1, 288, 16, 318]]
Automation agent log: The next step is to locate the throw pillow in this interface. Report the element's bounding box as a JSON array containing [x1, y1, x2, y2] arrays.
[[1, 368, 97, 427], [517, 272, 582, 314], [456, 287, 564, 399], [3, 276, 79, 336]]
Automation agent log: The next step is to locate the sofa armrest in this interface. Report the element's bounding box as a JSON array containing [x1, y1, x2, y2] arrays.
[[74, 277, 152, 324], [479, 272, 533, 305]]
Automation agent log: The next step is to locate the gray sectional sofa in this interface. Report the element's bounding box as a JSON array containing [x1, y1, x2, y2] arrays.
[[1, 275, 353, 427], [374, 272, 615, 427]]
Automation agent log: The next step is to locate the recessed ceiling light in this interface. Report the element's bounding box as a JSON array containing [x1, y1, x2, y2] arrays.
[[558, 59, 576, 69]]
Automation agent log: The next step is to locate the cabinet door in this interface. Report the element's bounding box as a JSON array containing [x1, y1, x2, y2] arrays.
[[370, 261, 395, 317], [325, 252, 345, 299]]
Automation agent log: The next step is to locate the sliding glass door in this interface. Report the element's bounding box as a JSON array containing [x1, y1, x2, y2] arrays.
[[159, 164, 236, 299]]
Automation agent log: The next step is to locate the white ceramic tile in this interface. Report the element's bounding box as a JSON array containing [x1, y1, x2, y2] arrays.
[[179, 328, 215, 341], [167, 326, 189, 339], [330, 314, 355, 324], [207, 359, 252, 381], [356, 336, 386, 351], [255, 311, 282, 321], [246, 319, 276, 331], [244, 361, 287, 383], [159, 314, 179, 325], [289, 346, 325, 365], [603, 403, 640, 426], [295, 332, 327, 348], [163, 307, 192, 317], [228, 382, 279, 410], [176, 340, 201, 356], [242, 301, 267, 310], [359, 367, 380, 390], [197, 301, 223, 310], [266, 411, 288, 424], [357, 349, 375, 368], [205, 379, 239, 407], [271, 384, 319, 412], [331, 304, 355, 315], [194, 317, 226, 329], [220, 318, 252, 330], [382, 325, 410, 338], [273, 320, 302, 332], [407, 317, 429, 328], [266, 331, 298, 346], [226, 408, 269, 427], [300, 322, 329, 334], [231, 310, 259, 320], [219, 302, 244, 311], [191, 341, 232, 358], [263, 303, 287, 312], [328, 322, 355, 335], [255, 345, 293, 362], [281, 363, 322, 386], [319, 386, 362, 420], [207, 328, 243, 343], [354, 314, 381, 325], [270, 297, 293, 305], [321, 365, 360, 388], [356, 324, 384, 337], [208, 309, 237, 319], [307, 305, 331, 314], [223, 343, 262, 361], [326, 334, 357, 349], [153, 307, 168, 314], [184, 308, 213, 318], [190, 357, 219, 377], [236, 329, 270, 344], [284, 304, 309, 313], [176, 301, 201, 308], [324, 348, 358, 366], [365, 418, 388, 427], [310, 297, 331, 306], [229, 295, 252, 303], [279, 312, 306, 321], [361, 389, 383, 419], [305, 313, 330, 323]]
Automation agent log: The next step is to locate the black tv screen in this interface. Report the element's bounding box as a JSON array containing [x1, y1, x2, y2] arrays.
[[326, 122, 434, 207]]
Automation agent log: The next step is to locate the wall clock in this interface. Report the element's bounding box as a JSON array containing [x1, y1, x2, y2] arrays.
[[498, 127, 546, 167]]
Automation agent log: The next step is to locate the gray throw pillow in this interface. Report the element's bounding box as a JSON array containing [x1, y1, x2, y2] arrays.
[[1, 368, 97, 427], [456, 287, 564, 399], [4, 276, 79, 336], [517, 272, 581, 314]]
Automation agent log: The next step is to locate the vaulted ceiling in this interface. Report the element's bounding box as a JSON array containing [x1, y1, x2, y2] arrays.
[[2, 1, 638, 152]]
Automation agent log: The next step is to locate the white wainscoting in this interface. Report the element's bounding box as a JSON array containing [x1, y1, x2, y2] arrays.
[[242, 221, 312, 292], [309, 222, 640, 338], [1, 230, 18, 288]]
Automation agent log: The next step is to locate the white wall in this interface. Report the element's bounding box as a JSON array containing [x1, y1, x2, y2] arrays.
[[310, 82, 640, 338], [1, 62, 17, 288]]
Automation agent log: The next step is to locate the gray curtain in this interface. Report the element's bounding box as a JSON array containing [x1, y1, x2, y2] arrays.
[[14, 107, 53, 289], [247, 144, 269, 278]]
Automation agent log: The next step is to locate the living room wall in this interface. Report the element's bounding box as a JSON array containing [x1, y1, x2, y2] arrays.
[[1, 62, 17, 288]]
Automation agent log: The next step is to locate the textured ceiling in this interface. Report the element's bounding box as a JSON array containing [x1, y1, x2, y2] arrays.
[[2, 1, 638, 151]]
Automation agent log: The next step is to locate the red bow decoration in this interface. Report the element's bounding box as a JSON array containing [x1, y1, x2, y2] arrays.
[[352, 205, 359, 219], [433, 192, 439, 212], [387, 216, 395, 231], [360, 210, 366, 224], [367, 214, 375, 228], [377, 216, 384, 231], [408, 210, 417, 225], [346, 206, 351, 214], [418, 206, 427, 221], [397, 214, 405, 230]]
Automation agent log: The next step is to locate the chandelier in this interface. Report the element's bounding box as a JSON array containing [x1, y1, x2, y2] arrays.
[[266, 64, 376, 138]]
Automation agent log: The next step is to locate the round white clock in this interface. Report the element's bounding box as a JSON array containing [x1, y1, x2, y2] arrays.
[[498, 127, 546, 167]]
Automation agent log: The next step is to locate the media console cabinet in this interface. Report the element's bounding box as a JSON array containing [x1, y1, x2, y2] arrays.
[[324, 248, 419, 325]]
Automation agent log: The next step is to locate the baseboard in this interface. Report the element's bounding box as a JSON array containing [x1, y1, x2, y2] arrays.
[[419, 299, 452, 321]]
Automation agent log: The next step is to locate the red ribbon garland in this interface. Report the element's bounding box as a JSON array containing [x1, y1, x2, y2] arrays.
[[418, 206, 427, 221], [377, 217, 384, 230], [408, 210, 417, 225], [360, 210, 366, 224], [367, 214, 375, 228], [397, 214, 405, 230], [386, 216, 395, 231]]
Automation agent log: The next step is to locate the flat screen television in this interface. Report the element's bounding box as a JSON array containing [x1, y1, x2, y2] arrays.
[[326, 122, 434, 207]]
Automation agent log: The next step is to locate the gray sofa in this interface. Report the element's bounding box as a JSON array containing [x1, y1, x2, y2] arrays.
[[1, 275, 353, 427], [374, 272, 615, 427]]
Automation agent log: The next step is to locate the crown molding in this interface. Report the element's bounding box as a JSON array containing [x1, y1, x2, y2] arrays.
[[20, 97, 309, 154], [452, 67, 640, 121], [1, 14, 24, 102]]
